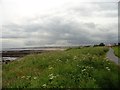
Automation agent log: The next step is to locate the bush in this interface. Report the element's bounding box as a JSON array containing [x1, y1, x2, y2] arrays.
[[99, 43, 105, 46]]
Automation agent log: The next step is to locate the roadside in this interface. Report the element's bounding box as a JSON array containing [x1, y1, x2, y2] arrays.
[[106, 47, 120, 65]]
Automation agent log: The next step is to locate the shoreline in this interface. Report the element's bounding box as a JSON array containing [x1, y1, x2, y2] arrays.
[[1, 47, 67, 64]]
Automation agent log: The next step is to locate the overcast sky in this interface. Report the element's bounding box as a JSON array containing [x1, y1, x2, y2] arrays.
[[1, 0, 119, 48]]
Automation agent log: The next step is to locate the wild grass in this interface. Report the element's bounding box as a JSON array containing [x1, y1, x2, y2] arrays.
[[112, 46, 120, 58], [2, 47, 120, 88]]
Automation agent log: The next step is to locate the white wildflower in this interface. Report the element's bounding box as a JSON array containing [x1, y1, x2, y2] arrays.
[[50, 76, 54, 80], [106, 67, 109, 69], [82, 69, 86, 72], [73, 56, 77, 60], [48, 73, 57, 80], [106, 67, 110, 71], [90, 66, 93, 69], [56, 59, 59, 61], [106, 59, 109, 62], [33, 77, 37, 80], [42, 84, 46, 87], [49, 73, 54, 79], [21, 76, 25, 79], [48, 66, 53, 70], [26, 76, 31, 79], [49, 74, 53, 77]]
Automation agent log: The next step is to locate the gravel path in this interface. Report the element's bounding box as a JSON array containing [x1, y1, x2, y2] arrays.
[[106, 48, 120, 65]]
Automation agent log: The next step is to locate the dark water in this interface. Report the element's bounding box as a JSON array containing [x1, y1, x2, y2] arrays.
[[2, 47, 66, 51], [1, 47, 66, 62]]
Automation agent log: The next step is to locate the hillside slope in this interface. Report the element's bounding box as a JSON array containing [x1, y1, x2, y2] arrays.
[[2, 47, 120, 88]]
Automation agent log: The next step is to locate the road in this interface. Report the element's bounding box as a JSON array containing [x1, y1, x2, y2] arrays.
[[106, 48, 120, 65]]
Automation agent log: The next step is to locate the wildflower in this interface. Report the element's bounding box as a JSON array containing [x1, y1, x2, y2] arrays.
[[106, 67, 110, 71], [90, 66, 93, 69], [73, 56, 77, 60], [82, 69, 86, 72], [49, 74, 53, 77], [106, 67, 109, 69], [33, 77, 37, 80], [49, 73, 54, 80], [56, 59, 62, 62], [48, 66, 53, 70], [21, 76, 25, 79], [42, 84, 47, 87], [106, 59, 109, 62], [26, 76, 31, 79], [48, 73, 57, 80], [92, 56, 95, 59], [56, 59, 59, 61], [50, 76, 54, 80]]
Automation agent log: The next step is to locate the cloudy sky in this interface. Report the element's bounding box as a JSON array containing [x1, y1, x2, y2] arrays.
[[1, 0, 119, 48]]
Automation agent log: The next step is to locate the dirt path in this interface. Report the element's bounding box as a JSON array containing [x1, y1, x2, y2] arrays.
[[106, 48, 120, 65]]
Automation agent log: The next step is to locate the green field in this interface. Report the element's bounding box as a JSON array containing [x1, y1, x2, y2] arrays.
[[2, 47, 120, 88], [112, 46, 120, 58]]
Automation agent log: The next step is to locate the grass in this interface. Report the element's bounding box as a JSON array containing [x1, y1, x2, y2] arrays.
[[112, 46, 120, 58], [0, 64, 2, 89], [2, 47, 120, 88]]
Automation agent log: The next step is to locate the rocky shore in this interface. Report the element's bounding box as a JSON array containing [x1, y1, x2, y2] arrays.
[[1, 47, 66, 64]]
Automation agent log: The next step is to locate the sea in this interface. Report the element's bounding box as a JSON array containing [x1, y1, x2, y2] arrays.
[[1, 47, 67, 62]]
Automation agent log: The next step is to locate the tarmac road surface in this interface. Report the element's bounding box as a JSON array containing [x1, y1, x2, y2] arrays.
[[106, 47, 120, 65]]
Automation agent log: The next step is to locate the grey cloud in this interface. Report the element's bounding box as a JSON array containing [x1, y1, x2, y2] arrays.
[[2, 25, 28, 39], [3, 15, 117, 47], [97, 3, 117, 11], [67, 3, 117, 18], [24, 16, 116, 46], [3, 16, 95, 46], [2, 2, 118, 48]]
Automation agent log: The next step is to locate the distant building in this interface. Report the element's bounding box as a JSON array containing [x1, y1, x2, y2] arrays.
[[107, 44, 112, 47]]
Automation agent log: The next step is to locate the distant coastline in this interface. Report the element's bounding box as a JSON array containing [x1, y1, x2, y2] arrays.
[[1, 47, 68, 63]]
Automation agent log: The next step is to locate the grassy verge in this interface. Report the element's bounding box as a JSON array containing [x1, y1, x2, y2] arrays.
[[112, 46, 120, 58], [2, 47, 120, 88]]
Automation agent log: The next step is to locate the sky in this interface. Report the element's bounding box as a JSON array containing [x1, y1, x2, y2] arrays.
[[1, 0, 119, 48]]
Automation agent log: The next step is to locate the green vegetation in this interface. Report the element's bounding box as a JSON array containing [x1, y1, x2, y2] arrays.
[[112, 46, 120, 58], [0, 65, 2, 88], [2, 47, 120, 88]]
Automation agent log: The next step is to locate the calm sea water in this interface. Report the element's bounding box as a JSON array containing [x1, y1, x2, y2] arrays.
[[2, 47, 66, 51], [1, 47, 66, 61]]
